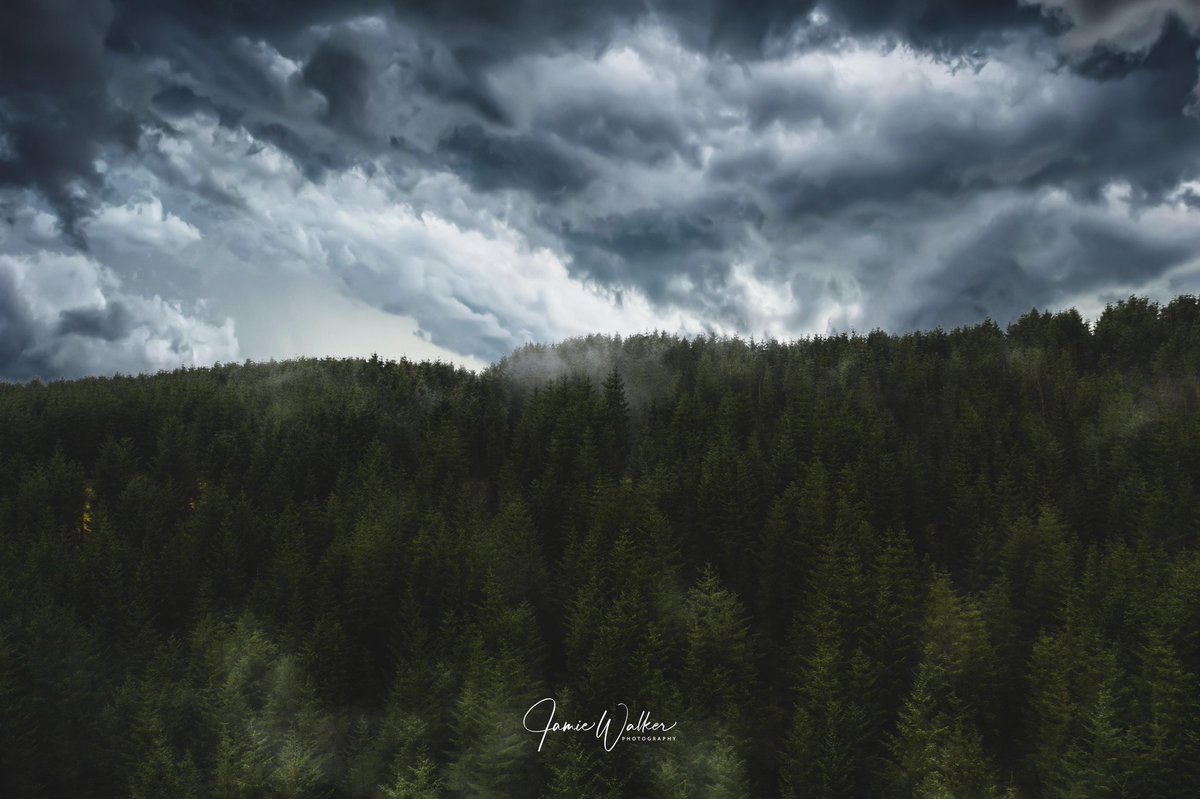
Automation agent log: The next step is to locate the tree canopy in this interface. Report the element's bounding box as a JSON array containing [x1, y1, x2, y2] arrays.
[[2, 296, 1200, 797]]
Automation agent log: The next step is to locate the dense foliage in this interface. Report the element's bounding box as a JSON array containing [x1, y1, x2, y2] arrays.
[[3, 296, 1200, 797]]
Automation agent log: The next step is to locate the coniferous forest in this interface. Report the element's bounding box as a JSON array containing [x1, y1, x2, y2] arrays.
[[4, 296, 1200, 798]]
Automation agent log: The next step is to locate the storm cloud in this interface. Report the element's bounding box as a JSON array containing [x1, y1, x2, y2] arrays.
[[1, 0, 1199, 377]]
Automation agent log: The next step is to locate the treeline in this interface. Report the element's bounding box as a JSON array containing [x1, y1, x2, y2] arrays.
[[2, 295, 1199, 797]]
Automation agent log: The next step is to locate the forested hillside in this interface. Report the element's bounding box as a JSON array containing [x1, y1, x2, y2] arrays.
[[3, 296, 1200, 798]]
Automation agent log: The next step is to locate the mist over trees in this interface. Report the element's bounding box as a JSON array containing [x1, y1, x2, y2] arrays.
[[2, 296, 1200, 797]]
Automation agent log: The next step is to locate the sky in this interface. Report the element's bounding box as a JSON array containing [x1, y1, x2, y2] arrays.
[[2, 0, 1200, 380]]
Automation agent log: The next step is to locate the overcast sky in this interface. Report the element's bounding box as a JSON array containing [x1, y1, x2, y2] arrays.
[[2, 0, 1200, 379]]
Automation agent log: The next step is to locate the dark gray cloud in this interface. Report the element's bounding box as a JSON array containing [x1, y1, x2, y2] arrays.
[[0, 0, 138, 241], [384, 0, 1048, 61], [2, 0, 1200, 378], [561, 194, 766, 304], [1024, 0, 1200, 53], [1, 0, 1191, 225], [56, 302, 133, 342], [301, 41, 371, 131], [896, 202, 1198, 332], [0, 0, 1056, 221], [550, 109, 690, 167], [734, 45, 1199, 217], [250, 123, 345, 181], [438, 124, 594, 195], [150, 85, 218, 117]]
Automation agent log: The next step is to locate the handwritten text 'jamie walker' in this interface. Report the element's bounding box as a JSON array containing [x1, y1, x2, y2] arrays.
[[523, 697, 678, 752]]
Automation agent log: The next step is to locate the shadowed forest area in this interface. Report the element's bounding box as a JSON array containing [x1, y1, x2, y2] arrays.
[[2, 296, 1200, 798]]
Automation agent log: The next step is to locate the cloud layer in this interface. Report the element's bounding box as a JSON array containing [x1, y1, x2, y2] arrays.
[[1, 0, 1199, 378], [0, 249, 237, 380]]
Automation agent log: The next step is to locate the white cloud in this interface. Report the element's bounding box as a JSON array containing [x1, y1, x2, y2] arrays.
[[0, 250, 238, 380], [85, 196, 203, 250], [126, 116, 711, 362]]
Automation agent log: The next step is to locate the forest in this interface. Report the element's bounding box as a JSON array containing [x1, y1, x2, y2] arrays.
[[2, 295, 1199, 798]]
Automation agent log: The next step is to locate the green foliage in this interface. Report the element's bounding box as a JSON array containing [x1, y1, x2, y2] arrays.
[[1, 297, 1199, 795]]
